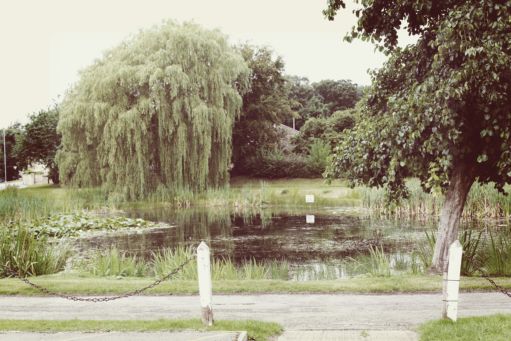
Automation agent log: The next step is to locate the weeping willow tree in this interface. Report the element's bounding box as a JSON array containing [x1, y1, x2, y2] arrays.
[[57, 22, 250, 199]]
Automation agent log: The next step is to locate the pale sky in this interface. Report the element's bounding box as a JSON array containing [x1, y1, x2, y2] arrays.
[[0, 0, 415, 129]]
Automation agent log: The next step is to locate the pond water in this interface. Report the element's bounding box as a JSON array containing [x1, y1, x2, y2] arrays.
[[76, 206, 444, 280]]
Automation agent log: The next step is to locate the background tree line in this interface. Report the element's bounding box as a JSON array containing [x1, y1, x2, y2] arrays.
[[2, 29, 363, 185]]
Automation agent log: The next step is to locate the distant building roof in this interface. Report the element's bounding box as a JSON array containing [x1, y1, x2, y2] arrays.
[[275, 124, 299, 153]]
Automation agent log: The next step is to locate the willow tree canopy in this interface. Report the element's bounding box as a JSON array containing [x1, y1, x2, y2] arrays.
[[57, 22, 250, 199]]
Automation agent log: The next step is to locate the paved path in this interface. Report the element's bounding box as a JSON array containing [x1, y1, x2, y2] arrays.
[[1, 293, 510, 329], [1, 293, 511, 340], [0, 331, 240, 341]]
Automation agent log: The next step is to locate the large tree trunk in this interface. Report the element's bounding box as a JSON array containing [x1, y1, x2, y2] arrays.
[[430, 163, 475, 273]]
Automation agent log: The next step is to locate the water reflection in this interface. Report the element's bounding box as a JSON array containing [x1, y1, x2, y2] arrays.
[[75, 206, 435, 279]]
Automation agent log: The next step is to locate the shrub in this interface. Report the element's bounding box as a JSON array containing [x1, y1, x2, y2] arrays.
[[243, 149, 322, 178], [307, 139, 330, 174], [293, 109, 356, 153]]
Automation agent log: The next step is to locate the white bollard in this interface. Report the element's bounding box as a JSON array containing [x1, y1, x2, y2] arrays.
[[197, 241, 214, 326], [443, 240, 463, 321]]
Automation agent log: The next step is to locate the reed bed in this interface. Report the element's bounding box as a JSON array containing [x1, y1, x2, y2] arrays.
[[0, 186, 110, 224], [78, 246, 290, 280], [0, 225, 70, 277], [359, 179, 511, 221]]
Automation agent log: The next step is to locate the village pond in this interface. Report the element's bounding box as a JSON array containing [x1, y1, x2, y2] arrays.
[[70, 206, 455, 280]]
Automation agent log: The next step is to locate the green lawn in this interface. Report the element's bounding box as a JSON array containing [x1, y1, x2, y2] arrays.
[[419, 314, 511, 341], [0, 319, 283, 341], [2, 274, 511, 295], [230, 177, 361, 206]]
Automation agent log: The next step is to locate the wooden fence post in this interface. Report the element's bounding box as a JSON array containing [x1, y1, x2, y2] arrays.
[[197, 241, 213, 326], [442, 240, 463, 321]]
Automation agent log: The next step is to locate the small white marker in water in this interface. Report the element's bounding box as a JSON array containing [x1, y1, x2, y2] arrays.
[[306, 215, 315, 224], [305, 195, 315, 203]]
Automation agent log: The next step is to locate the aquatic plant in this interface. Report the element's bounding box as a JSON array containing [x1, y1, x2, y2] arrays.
[[360, 179, 511, 221], [80, 246, 289, 280], [31, 212, 157, 239], [349, 245, 392, 277], [483, 230, 511, 276], [152, 247, 198, 280], [0, 225, 70, 277], [81, 248, 149, 277]]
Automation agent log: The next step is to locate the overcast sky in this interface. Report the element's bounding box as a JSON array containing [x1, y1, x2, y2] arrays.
[[0, 0, 415, 129]]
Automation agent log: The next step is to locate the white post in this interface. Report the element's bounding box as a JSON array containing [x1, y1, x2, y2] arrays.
[[197, 241, 213, 326], [443, 240, 463, 321]]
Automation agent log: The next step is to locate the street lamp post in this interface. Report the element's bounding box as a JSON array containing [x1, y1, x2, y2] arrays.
[[2, 129, 6, 184]]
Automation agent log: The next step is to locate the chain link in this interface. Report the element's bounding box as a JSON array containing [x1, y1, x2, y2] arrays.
[[480, 274, 511, 298], [470, 257, 511, 299], [11, 255, 195, 303]]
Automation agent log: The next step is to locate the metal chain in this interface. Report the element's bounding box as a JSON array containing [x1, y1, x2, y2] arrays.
[[471, 257, 511, 299], [480, 274, 511, 298], [12, 255, 195, 303]]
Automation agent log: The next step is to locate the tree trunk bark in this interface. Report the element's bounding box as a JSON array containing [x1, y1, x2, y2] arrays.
[[430, 163, 475, 273]]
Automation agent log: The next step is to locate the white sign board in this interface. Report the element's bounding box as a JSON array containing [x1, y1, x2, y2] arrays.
[[306, 215, 315, 224], [305, 195, 315, 203]]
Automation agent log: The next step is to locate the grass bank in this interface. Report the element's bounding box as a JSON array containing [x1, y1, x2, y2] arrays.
[[2, 178, 510, 223], [0, 179, 360, 225], [0, 319, 283, 341], [0, 185, 109, 224], [419, 314, 511, 341], [2, 274, 511, 296]]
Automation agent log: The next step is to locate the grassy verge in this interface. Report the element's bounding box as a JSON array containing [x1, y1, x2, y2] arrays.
[[0, 319, 283, 341], [2, 274, 511, 295], [230, 177, 360, 207], [419, 314, 511, 341]]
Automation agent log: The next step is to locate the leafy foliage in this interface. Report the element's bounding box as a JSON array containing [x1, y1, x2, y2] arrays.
[[313, 79, 360, 113], [15, 106, 61, 183], [293, 109, 356, 153], [286, 76, 361, 129], [231, 45, 294, 176], [325, 0, 511, 271], [57, 22, 250, 199], [0, 124, 22, 181], [242, 149, 323, 178], [327, 0, 511, 200]]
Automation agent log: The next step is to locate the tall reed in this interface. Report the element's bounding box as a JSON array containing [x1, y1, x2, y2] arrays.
[[483, 230, 511, 276], [0, 186, 110, 224], [349, 245, 392, 277], [0, 225, 70, 277], [80, 246, 289, 280], [81, 248, 149, 277], [360, 179, 511, 221]]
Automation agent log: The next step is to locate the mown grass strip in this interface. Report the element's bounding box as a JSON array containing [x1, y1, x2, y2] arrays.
[[419, 314, 511, 341], [2, 275, 511, 296], [0, 319, 283, 341]]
